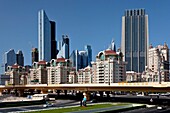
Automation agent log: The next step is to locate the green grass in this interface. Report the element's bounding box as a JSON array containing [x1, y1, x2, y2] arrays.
[[26, 103, 130, 113]]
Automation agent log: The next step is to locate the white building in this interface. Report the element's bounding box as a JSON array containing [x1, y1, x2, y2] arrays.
[[47, 58, 75, 84], [77, 66, 92, 84], [91, 49, 127, 84], [145, 43, 169, 82], [30, 61, 47, 84]]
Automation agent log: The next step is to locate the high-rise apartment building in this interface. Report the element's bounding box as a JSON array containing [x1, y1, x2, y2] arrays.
[[57, 35, 69, 59], [3, 49, 16, 73], [38, 10, 56, 62], [145, 43, 169, 82], [91, 49, 126, 84], [121, 9, 149, 73], [16, 50, 24, 66], [84, 45, 92, 66], [31, 48, 38, 64]]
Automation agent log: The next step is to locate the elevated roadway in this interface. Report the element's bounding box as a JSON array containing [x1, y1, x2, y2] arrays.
[[1, 82, 170, 92]]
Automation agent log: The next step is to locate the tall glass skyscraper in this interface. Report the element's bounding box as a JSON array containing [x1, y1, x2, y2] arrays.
[[84, 45, 92, 66], [3, 49, 16, 72], [16, 50, 24, 66], [57, 35, 69, 59], [121, 9, 149, 73], [38, 10, 56, 62]]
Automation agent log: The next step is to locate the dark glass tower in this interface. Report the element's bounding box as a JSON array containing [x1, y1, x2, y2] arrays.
[[84, 45, 92, 66], [16, 50, 24, 66], [50, 21, 56, 59], [121, 9, 149, 73], [32, 48, 38, 64]]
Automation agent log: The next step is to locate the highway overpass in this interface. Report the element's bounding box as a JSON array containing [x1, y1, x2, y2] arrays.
[[1, 82, 170, 93]]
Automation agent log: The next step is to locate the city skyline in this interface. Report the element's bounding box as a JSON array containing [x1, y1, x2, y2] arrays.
[[1, 0, 170, 74]]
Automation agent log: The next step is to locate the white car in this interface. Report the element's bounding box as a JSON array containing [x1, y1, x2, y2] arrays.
[[43, 103, 54, 108], [157, 106, 166, 110]]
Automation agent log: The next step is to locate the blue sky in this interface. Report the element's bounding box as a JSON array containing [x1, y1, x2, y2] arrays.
[[0, 0, 170, 73]]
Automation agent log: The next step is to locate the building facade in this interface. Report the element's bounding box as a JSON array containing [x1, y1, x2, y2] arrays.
[[121, 9, 149, 73], [5, 64, 28, 85], [32, 48, 39, 64], [77, 66, 92, 84], [16, 50, 24, 66], [144, 43, 169, 82], [91, 49, 127, 84], [84, 45, 92, 66], [50, 21, 57, 59], [3, 49, 16, 73], [38, 10, 56, 62], [57, 35, 69, 59], [30, 61, 47, 84]]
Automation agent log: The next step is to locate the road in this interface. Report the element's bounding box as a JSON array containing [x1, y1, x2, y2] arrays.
[[120, 106, 170, 113], [0, 100, 79, 113]]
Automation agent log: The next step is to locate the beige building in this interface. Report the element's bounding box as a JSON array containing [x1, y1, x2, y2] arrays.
[[145, 43, 169, 82], [30, 58, 75, 85], [47, 58, 75, 84], [126, 71, 142, 82], [30, 61, 47, 84], [91, 49, 127, 84], [77, 66, 92, 84], [5, 64, 28, 85], [69, 71, 77, 84]]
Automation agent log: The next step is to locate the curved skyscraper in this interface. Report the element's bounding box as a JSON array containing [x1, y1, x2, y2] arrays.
[[121, 9, 149, 73]]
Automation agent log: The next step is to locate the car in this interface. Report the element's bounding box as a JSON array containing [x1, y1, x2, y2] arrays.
[[90, 99, 97, 103], [157, 106, 166, 110], [43, 102, 54, 108]]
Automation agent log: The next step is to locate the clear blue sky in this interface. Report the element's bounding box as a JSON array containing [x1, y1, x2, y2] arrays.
[[0, 0, 170, 73]]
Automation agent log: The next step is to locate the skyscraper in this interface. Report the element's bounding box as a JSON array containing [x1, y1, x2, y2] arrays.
[[121, 9, 149, 73], [84, 45, 92, 66], [16, 50, 24, 66], [50, 21, 57, 59], [38, 10, 56, 62], [3, 49, 16, 72], [57, 35, 69, 59], [31, 48, 38, 64]]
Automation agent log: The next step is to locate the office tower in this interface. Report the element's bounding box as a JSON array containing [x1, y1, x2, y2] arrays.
[[79, 51, 88, 69], [3, 49, 16, 72], [38, 9, 56, 62], [57, 35, 69, 59], [16, 50, 24, 66], [84, 45, 92, 66], [69, 50, 81, 71], [121, 9, 149, 73], [32, 48, 38, 64], [50, 21, 57, 59]]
